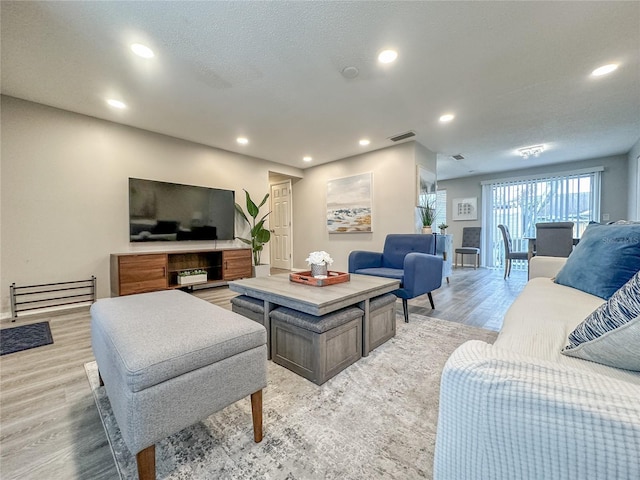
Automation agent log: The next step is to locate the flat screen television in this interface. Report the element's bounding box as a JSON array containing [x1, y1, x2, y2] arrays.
[[129, 178, 235, 242]]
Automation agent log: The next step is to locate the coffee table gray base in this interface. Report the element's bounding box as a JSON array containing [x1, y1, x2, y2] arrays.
[[364, 293, 397, 356], [229, 273, 400, 366], [270, 306, 363, 385]]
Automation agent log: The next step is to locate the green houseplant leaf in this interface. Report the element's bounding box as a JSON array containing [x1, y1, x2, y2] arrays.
[[235, 189, 271, 265]]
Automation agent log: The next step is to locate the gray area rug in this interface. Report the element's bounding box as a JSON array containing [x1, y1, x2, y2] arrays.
[[85, 315, 497, 479]]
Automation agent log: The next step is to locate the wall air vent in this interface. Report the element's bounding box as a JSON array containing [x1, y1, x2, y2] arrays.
[[451, 154, 465, 161], [389, 131, 416, 142]]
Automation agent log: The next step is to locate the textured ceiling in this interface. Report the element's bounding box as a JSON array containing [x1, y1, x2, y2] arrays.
[[2, 1, 639, 179]]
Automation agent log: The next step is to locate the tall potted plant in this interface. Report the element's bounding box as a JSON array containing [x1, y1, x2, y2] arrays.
[[235, 189, 271, 276], [418, 195, 436, 234]]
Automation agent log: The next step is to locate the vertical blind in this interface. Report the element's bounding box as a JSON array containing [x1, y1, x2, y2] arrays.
[[481, 168, 602, 269], [435, 189, 447, 230]]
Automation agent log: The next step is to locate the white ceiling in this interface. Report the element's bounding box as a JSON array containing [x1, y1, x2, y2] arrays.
[[2, 1, 639, 180]]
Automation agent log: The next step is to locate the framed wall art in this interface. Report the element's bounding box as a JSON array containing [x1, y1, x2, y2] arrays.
[[452, 197, 478, 221], [416, 165, 437, 206], [327, 172, 372, 233]]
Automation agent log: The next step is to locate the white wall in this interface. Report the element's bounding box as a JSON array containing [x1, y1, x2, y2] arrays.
[[0, 96, 303, 315], [292, 141, 429, 272], [628, 138, 640, 221], [438, 154, 630, 264], [415, 141, 437, 177]]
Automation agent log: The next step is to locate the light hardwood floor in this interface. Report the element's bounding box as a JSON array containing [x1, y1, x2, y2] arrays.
[[0, 267, 526, 479]]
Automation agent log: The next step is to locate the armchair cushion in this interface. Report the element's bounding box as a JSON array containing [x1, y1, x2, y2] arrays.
[[353, 267, 404, 281], [382, 234, 434, 269]]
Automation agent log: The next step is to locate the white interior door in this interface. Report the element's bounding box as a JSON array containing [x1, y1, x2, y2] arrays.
[[269, 180, 292, 270]]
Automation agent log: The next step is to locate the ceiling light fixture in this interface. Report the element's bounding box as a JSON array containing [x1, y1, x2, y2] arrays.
[[591, 63, 619, 77], [518, 144, 545, 159], [303, 156, 312, 162], [236, 137, 249, 145], [378, 49, 398, 64], [359, 139, 370, 146], [106, 99, 127, 109], [130, 43, 155, 59], [439, 113, 455, 123]]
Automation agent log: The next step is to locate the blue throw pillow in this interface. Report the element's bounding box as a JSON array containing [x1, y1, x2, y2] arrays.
[[562, 271, 640, 371], [554, 223, 640, 299]]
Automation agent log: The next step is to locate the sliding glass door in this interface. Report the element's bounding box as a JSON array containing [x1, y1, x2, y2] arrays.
[[482, 168, 602, 269]]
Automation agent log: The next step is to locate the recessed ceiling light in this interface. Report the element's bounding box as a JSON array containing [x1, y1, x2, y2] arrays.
[[359, 139, 370, 146], [303, 156, 312, 162], [439, 113, 455, 123], [106, 99, 127, 109], [236, 137, 249, 145], [591, 63, 619, 77], [378, 50, 398, 64], [130, 43, 155, 59]]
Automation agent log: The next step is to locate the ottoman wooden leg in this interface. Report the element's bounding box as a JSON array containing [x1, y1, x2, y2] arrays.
[[136, 444, 155, 480], [251, 389, 263, 443]]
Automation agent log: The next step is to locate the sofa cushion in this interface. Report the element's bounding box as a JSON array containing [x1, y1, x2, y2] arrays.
[[562, 271, 640, 371], [496, 278, 604, 361], [554, 223, 640, 299]]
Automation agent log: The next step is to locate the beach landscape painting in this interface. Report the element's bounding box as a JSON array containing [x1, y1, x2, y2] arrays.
[[327, 172, 372, 233]]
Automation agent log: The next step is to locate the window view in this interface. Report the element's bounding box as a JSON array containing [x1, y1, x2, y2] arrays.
[[483, 169, 602, 270]]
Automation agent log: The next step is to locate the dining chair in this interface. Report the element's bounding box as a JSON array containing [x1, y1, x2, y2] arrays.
[[497, 224, 528, 279], [535, 222, 575, 257], [455, 227, 481, 269]]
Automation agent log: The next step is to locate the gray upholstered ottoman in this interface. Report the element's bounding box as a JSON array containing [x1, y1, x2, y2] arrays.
[[269, 306, 363, 385], [363, 293, 397, 356], [231, 294, 265, 324], [90, 290, 267, 480]]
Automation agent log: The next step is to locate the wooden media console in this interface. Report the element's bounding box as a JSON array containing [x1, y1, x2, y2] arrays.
[[110, 248, 252, 296]]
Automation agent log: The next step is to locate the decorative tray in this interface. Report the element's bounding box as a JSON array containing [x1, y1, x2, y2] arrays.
[[289, 270, 350, 287]]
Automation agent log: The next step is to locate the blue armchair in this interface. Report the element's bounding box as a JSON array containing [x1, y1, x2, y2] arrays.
[[348, 234, 443, 323]]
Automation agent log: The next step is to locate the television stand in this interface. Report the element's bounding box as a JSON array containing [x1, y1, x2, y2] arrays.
[[110, 248, 252, 296]]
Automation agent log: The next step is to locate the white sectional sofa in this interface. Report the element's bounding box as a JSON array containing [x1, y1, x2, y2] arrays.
[[434, 256, 640, 480]]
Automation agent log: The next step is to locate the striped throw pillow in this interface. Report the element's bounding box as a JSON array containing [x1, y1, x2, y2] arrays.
[[562, 270, 640, 371]]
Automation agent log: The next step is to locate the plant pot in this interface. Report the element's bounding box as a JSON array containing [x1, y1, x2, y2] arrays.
[[310, 264, 328, 278], [422, 226, 433, 234], [252, 264, 271, 277], [440, 229, 447, 235], [178, 274, 208, 286]]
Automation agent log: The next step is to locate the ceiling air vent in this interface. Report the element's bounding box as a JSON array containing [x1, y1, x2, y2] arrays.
[[389, 131, 416, 142], [451, 154, 465, 161]]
